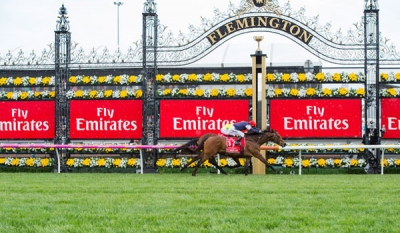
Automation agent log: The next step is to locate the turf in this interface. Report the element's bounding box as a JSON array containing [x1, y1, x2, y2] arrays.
[[0, 173, 399, 233]]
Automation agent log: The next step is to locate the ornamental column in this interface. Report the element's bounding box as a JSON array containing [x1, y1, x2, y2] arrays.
[[251, 36, 267, 175], [141, 0, 158, 173], [364, 0, 383, 173], [54, 4, 71, 172]]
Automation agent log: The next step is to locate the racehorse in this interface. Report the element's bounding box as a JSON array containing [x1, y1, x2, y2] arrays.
[[178, 129, 287, 176]]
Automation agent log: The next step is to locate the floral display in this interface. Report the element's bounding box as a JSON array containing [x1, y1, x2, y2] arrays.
[[65, 157, 140, 168], [380, 72, 400, 82], [266, 86, 365, 98], [156, 87, 253, 98], [156, 86, 365, 98], [66, 88, 142, 99], [266, 72, 365, 83], [155, 157, 245, 168], [379, 87, 400, 97], [156, 73, 252, 83], [0, 90, 56, 100], [66, 145, 140, 153], [0, 76, 55, 86], [0, 157, 54, 167], [0, 147, 55, 153], [267, 156, 400, 168], [68, 74, 142, 85], [155, 72, 365, 84]]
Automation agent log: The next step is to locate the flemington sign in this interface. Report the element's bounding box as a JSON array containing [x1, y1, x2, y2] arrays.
[[207, 16, 313, 46], [269, 99, 362, 138]]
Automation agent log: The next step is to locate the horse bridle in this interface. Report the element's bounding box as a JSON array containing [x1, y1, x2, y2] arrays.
[[256, 132, 265, 144], [256, 131, 276, 145]]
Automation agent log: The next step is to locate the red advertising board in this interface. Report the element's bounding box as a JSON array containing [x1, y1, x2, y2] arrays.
[[270, 99, 362, 138], [159, 100, 249, 138], [69, 100, 142, 139], [381, 98, 400, 138], [0, 101, 55, 139]]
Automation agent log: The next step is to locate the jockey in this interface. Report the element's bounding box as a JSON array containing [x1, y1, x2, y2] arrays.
[[221, 120, 261, 145]]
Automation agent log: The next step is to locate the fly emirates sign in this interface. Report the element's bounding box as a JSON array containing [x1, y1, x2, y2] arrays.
[[381, 98, 400, 138], [269, 99, 362, 138], [0, 101, 55, 139], [70, 100, 142, 139], [159, 100, 249, 138]]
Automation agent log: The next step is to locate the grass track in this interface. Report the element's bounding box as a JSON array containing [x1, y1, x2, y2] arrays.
[[0, 173, 399, 233]]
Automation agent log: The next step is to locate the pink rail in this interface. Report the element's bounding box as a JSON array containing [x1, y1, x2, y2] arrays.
[[0, 144, 281, 150], [0, 144, 180, 149]]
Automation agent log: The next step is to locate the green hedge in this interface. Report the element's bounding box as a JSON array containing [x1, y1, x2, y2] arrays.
[[0, 166, 53, 173]]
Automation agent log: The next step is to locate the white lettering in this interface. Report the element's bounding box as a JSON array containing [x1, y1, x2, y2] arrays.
[[97, 108, 114, 118], [172, 117, 234, 130], [75, 118, 137, 131], [388, 117, 398, 130], [283, 117, 349, 130], [195, 106, 214, 117], [11, 108, 28, 119], [305, 106, 324, 117]]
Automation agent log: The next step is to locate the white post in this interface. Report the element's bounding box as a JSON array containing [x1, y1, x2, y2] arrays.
[[299, 151, 302, 175], [55, 148, 61, 173], [217, 154, 220, 175], [381, 150, 385, 175], [140, 150, 143, 174]]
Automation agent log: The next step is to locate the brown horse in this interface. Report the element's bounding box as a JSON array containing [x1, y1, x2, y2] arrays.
[[179, 129, 287, 176]]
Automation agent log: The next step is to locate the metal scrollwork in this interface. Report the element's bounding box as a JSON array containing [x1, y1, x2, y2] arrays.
[[1, 0, 400, 69]]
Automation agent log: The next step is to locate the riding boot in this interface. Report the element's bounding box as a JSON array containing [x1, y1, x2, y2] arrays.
[[235, 136, 242, 145]]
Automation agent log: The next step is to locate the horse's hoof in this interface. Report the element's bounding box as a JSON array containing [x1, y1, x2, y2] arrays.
[[278, 171, 283, 174]]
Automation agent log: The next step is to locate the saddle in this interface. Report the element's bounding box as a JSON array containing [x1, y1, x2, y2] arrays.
[[218, 134, 245, 154]]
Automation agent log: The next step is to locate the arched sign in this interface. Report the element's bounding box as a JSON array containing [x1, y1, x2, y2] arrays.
[[2, 0, 400, 69]]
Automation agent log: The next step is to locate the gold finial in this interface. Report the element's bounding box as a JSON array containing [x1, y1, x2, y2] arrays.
[[253, 36, 264, 53]]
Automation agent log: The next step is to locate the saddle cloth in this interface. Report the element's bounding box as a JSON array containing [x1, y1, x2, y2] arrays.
[[218, 134, 245, 153]]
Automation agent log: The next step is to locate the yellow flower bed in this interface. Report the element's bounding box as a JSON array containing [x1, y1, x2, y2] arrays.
[[0, 90, 56, 100], [68, 74, 142, 85], [156, 87, 365, 98], [155, 157, 245, 168], [0, 157, 53, 167], [65, 157, 139, 168], [155, 72, 367, 83], [66, 89, 142, 99], [0, 76, 55, 86]]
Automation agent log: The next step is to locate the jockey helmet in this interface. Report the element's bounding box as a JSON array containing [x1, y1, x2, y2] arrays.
[[249, 120, 256, 127]]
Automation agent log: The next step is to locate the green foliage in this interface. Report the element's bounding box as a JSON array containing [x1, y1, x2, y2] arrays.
[[0, 174, 399, 232]]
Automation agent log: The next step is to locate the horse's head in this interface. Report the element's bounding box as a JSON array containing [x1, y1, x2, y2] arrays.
[[260, 129, 287, 147]]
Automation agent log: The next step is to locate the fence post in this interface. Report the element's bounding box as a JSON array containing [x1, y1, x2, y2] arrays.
[[299, 151, 302, 175]]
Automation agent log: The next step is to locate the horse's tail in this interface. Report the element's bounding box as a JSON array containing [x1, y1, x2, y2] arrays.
[[173, 139, 200, 156]]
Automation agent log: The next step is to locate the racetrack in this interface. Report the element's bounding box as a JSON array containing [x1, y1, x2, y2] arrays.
[[1, 173, 399, 232]]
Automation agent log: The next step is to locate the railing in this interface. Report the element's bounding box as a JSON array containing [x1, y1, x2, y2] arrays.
[[278, 144, 400, 175], [0, 144, 398, 175], [0, 144, 179, 174]]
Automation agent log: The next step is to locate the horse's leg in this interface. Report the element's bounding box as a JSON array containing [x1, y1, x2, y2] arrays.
[[252, 151, 282, 174], [208, 156, 228, 175], [180, 154, 201, 172], [191, 155, 209, 176], [243, 157, 252, 176]]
